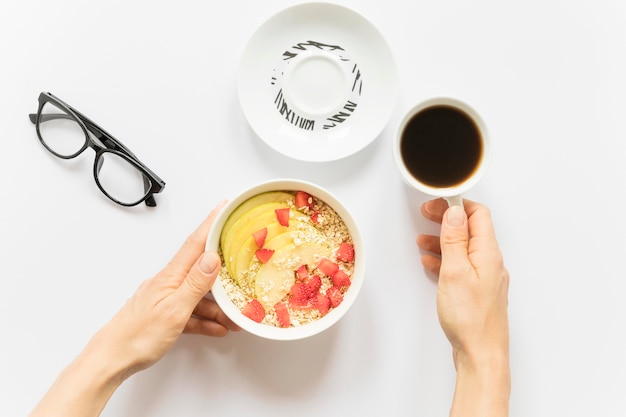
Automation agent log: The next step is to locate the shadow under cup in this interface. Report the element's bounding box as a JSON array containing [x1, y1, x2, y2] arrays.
[[393, 98, 490, 206]]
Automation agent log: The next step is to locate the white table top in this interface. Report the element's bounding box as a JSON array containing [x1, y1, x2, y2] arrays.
[[2, 1, 625, 416]]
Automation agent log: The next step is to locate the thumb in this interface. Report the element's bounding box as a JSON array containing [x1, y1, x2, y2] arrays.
[[177, 251, 221, 308], [439, 205, 470, 276]]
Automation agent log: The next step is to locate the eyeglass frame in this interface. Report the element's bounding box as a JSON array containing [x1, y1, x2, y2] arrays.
[[29, 92, 165, 207]]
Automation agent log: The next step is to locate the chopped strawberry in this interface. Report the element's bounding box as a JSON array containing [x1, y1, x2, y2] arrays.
[[331, 270, 351, 290], [293, 282, 311, 298], [295, 191, 315, 210], [326, 286, 344, 308], [312, 293, 331, 315], [289, 297, 311, 310], [255, 248, 274, 263], [318, 258, 339, 277], [275, 207, 290, 226], [274, 302, 291, 328], [295, 264, 309, 281], [242, 299, 265, 322], [307, 274, 322, 294], [252, 227, 268, 248], [290, 282, 312, 308], [310, 212, 321, 224], [336, 242, 355, 262]]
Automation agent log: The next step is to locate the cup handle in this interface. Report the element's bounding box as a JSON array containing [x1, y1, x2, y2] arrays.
[[444, 195, 464, 208]]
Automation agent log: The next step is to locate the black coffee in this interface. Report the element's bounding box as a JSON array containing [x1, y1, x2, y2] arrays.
[[400, 105, 482, 188]]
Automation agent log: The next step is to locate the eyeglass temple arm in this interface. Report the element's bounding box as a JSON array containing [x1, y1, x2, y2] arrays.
[[145, 193, 157, 207], [29, 113, 75, 124]]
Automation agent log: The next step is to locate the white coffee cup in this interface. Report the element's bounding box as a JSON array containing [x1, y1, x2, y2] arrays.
[[393, 97, 491, 207]]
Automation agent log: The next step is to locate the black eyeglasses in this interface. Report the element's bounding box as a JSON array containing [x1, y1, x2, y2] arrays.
[[29, 92, 165, 207]]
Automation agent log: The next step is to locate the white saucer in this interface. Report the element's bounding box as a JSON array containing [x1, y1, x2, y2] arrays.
[[238, 2, 398, 162]]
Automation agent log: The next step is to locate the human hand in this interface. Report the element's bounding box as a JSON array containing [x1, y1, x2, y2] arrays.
[[417, 198, 510, 416], [88, 200, 240, 378], [29, 201, 241, 417]]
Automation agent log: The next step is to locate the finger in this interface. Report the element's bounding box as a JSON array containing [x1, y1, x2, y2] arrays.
[[439, 205, 472, 278], [462, 201, 505, 274], [462, 200, 498, 241], [184, 317, 230, 337], [192, 298, 241, 331], [173, 251, 221, 316], [421, 198, 449, 223], [163, 200, 227, 278], [421, 253, 442, 275], [417, 234, 441, 255]]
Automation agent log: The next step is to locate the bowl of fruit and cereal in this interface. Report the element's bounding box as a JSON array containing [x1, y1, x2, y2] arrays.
[[206, 178, 365, 340]]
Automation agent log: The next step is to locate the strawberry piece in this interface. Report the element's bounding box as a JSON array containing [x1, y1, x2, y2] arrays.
[[289, 282, 312, 309], [291, 282, 311, 301], [255, 248, 274, 263], [295, 264, 309, 281], [310, 212, 321, 224], [331, 270, 351, 290], [295, 191, 315, 210], [275, 207, 290, 226], [289, 297, 311, 310], [307, 274, 322, 294], [336, 242, 355, 262], [252, 227, 268, 248], [318, 258, 339, 277], [326, 286, 344, 308], [312, 293, 331, 315], [274, 302, 291, 328], [242, 299, 265, 323]]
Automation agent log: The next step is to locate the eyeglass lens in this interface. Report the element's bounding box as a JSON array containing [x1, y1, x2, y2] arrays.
[[96, 152, 152, 206], [39, 101, 86, 157]]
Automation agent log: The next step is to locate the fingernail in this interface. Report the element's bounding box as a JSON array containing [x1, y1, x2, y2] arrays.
[[423, 198, 443, 216], [446, 206, 466, 228], [423, 200, 435, 215], [200, 252, 219, 274]]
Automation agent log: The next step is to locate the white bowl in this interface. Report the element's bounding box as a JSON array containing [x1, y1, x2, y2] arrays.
[[206, 179, 365, 340]]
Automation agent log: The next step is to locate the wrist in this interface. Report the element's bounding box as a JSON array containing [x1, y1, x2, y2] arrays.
[[28, 338, 127, 417], [80, 336, 131, 388], [450, 346, 510, 417], [82, 321, 143, 383]]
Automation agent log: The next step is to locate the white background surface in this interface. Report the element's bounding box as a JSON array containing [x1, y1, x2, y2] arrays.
[[2, 1, 625, 416]]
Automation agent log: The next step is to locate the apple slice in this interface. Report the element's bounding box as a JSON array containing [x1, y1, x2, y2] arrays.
[[232, 220, 321, 286], [222, 201, 287, 252], [220, 191, 292, 249], [222, 202, 288, 275], [231, 222, 284, 287], [254, 241, 331, 310]]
